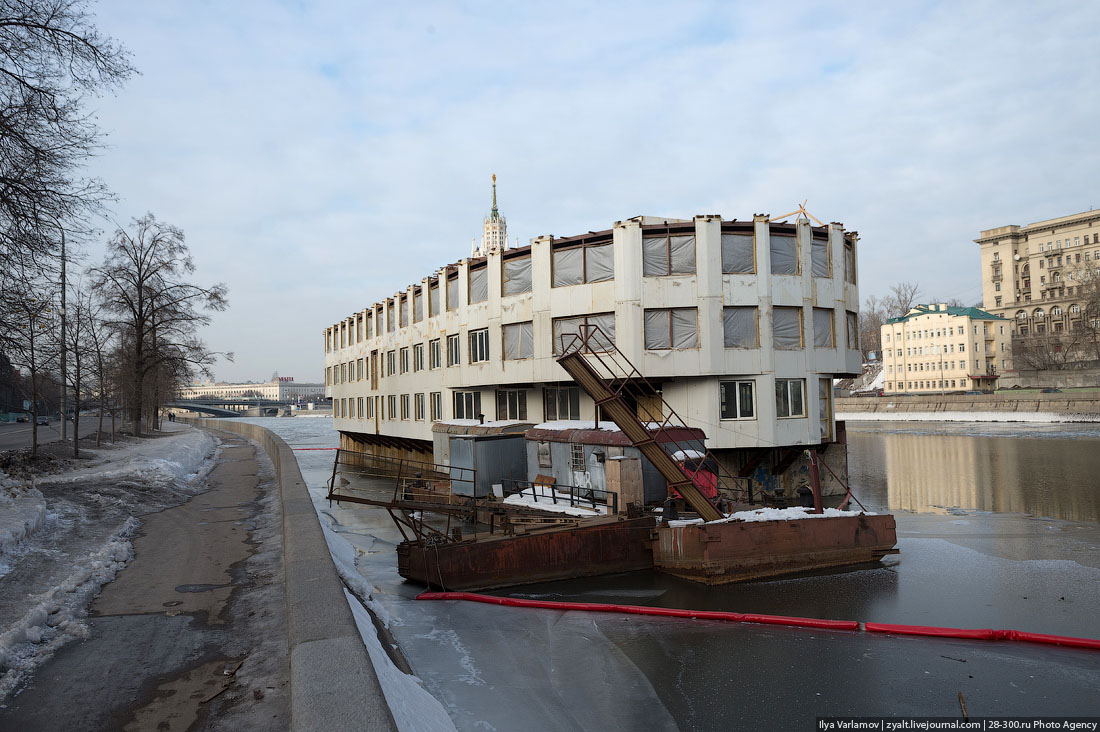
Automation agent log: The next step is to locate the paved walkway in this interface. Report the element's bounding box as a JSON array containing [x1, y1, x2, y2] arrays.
[[0, 431, 290, 731]]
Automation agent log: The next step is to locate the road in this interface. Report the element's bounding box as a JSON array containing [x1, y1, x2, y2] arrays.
[[0, 418, 101, 451]]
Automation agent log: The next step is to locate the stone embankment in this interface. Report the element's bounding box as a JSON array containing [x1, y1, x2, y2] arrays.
[[836, 393, 1100, 420]]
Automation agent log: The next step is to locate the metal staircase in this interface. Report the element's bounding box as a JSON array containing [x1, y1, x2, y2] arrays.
[[556, 325, 750, 522]]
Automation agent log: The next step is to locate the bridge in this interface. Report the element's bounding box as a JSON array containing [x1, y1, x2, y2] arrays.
[[166, 399, 296, 418]]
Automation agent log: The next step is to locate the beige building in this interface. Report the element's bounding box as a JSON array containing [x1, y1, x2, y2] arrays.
[[881, 304, 1010, 394], [179, 378, 325, 402], [976, 209, 1100, 334]]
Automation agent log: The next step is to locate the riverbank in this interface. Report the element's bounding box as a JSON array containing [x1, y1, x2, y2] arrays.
[[836, 392, 1100, 421]]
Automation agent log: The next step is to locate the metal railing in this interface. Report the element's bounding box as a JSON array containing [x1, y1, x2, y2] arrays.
[[328, 448, 475, 504], [500, 478, 617, 515]]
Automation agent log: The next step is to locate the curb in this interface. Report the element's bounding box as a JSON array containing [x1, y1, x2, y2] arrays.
[[184, 418, 398, 732]]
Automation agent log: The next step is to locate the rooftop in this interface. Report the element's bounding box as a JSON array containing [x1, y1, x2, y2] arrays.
[[886, 303, 1006, 325]]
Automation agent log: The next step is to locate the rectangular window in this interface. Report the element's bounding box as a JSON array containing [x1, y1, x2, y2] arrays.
[[429, 282, 440, 317], [503, 321, 534, 360], [819, 378, 832, 440], [723, 306, 759, 348], [447, 333, 461, 366], [357, 397, 365, 418], [413, 288, 423, 322], [387, 350, 396, 376], [719, 380, 755, 420], [775, 379, 806, 418], [642, 234, 696, 276], [357, 358, 364, 381], [430, 392, 442, 421], [446, 274, 459, 311], [552, 313, 616, 355], [846, 311, 859, 350], [414, 393, 425, 420], [399, 295, 408, 327], [453, 390, 481, 419], [570, 443, 585, 471], [844, 240, 856, 283], [387, 395, 397, 419], [773, 307, 803, 349], [644, 308, 698, 349], [552, 243, 615, 286], [496, 389, 528, 420], [770, 232, 798, 275], [721, 233, 754, 273], [399, 347, 409, 374], [469, 328, 490, 363], [812, 308, 835, 348], [400, 394, 410, 420], [469, 266, 488, 304], [341, 363, 347, 383], [349, 398, 355, 419], [502, 254, 533, 296], [387, 301, 394, 332], [413, 343, 424, 372], [429, 338, 441, 369], [543, 386, 581, 421], [811, 237, 829, 277]]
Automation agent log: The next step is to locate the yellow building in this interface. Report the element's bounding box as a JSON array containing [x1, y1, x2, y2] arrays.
[[976, 209, 1100, 333], [881, 304, 1010, 394]]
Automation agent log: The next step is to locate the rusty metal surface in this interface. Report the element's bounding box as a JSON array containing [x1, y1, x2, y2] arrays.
[[653, 514, 898, 584], [398, 516, 657, 591]]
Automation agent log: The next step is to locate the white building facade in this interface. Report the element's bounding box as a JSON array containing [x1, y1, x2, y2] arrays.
[[324, 211, 862, 457], [179, 379, 325, 402]]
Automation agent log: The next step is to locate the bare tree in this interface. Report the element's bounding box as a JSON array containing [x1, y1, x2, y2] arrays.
[[64, 284, 99, 456], [886, 281, 922, 318], [860, 294, 888, 360], [5, 282, 60, 454], [90, 214, 229, 437]]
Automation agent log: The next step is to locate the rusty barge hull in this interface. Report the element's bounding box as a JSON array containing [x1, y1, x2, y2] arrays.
[[397, 516, 657, 591], [653, 514, 898, 585]]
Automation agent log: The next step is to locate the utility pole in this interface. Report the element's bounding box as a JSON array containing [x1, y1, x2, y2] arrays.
[[59, 226, 67, 442]]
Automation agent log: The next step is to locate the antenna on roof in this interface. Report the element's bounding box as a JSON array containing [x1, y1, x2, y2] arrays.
[[772, 200, 826, 226]]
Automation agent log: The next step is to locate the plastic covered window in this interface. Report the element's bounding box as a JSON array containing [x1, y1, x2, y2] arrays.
[[643, 235, 696, 276], [469, 267, 488, 303], [553, 313, 615, 355], [721, 233, 754, 274], [811, 238, 829, 278], [773, 307, 803, 348], [553, 244, 614, 286], [813, 308, 834, 348], [503, 256, 532, 296], [723, 307, 758, 348], [413, 289, 423, 322], [847, 311, 859, 350], [770, 234, 798, 275], [644, 308, 698, 350], [503, 321, 534, 360], [446, 275, 459, 311], [429, 283, 440, 317]]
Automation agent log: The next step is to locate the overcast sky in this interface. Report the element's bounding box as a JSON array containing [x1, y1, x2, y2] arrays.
[[79, 0, 1100, 383]]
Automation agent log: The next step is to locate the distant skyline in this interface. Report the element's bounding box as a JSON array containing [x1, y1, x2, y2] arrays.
[[76, 1, 1100, 382]]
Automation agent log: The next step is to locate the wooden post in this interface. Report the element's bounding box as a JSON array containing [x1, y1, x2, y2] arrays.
[[807, 450, 824, 514]]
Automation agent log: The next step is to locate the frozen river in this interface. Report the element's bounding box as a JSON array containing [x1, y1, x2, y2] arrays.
[[230, 417, 1100, 729]]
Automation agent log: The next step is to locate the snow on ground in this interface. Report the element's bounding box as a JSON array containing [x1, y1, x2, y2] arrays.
[[836, 410, 1100, 423], [438, 419, 528, 428], [502, 483, 607, 516], [667, 506, 875, 527], [531, 419, 622, 431], [344, 589, 459, 732], [0, 426, 218, 704]]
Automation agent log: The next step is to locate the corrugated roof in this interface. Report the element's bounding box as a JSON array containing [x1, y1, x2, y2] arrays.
[[885, 304, 1006, 325]]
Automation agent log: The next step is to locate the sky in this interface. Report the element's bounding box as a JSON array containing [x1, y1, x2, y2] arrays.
[[75, 0, 1100, 383]]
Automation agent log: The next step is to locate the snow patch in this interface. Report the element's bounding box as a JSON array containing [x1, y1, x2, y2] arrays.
[[836, 410, 1099, 423], [0, 488, 47, 560], [438, 419, 527, 428], [321, 523, 392, 627], [670, 449, 705, 461], [502, 484, 607, 516], [667, 506, 875, 527]]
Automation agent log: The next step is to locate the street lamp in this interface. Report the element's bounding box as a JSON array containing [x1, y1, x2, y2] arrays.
[[58, 225, 67, 441]]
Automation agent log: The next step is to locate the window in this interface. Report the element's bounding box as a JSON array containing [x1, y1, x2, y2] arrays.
[[644, 308, 698, 350], [399, 347, 409, 374], [430, 392, 442, 421], [399, 295, 408, 327], [719, 380, 755, 420], [357, 358, 364, 381], [496, 389, 528, 420], [723, 307, 759, 348], [429, 339, 441, 369], [400, 394, 410, 420], [469, 328, 490, 363], [812, 308, 835, 348], [413, 343, 424, 372], [447, 334, 461, 366], [387, 350, 395, 376], [775, 379, 806, 418], [772, 307, 803, 348], [414, 393, 425, 420], [844, 240, 856, 283], [544, 386, 581, 421], [502, 254, 533, 296], [643, 234, 695, 276], [846, 311, 859, 350], [387, 395, 396, 419], [387, 301, 394, 332], [552, 313, 615, 355], [552, 243, 615, 286], [454, 390, 481, 419], [446, 274, 459, 311], [413, 288, 423, 322], [819, 379, 832, 440], [469, 266, 488, 303], [365, 397, 373, 419], [570, 443, 585, 471], [721, 233, 754, 273], [503, 321, 534, 360], [349, 398, 355, 419], [770, 232, 798, 275], [340, 363, 347, 383], [811, 236, 829, 277], [429, 282, 440, 316]]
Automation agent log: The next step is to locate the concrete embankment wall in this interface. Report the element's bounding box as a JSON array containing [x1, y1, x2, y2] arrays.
[[182, 417, 398, 732], [836, 394, 1100, 420]]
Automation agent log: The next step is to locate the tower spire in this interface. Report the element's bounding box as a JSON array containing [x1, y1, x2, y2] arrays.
[[490, 173, 499, 221]]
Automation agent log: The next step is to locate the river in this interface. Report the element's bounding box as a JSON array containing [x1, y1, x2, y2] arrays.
[[229, 416, 1100, 729]]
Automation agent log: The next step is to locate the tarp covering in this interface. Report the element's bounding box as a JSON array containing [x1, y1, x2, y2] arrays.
[[644, 310, 670, 349], [847, 311, 859, 349], [503, 321, 534, 360], [672, 308, 697, 348], [643, 235, 696, 275], [503, 256, 532, 296], [387, 302, 394, 331], [413, 289, 423, 322], [429, 284, 439, 317], [644, 309, 697, 349], [552, 247, 583, 287], [723, 307, 758, 348], [773, 307, 802, 348], [554, 314, 615, 354], [845, 242, 856, 282], [447, 277, 459, 311], [586, 244, 614, 282], [811, 239, 829, 277], [770, 234, 798, 275], [469, 266, 488, 303], [813, 308, 834, 348], [669, 235, 696, 274], [642, 237, 667, 276], [400, 296, 408, 327], [721, 234, 754, 273]]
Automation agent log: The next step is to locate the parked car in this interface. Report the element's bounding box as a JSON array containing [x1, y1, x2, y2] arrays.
[[15, 414, 29, 422], [964, 390, 984, 395], [35, 415, 50, 425], [1040, 388, 1062, 393]]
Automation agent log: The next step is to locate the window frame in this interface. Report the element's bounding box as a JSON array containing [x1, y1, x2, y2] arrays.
[[469, 328, 490, 363], [719, 380, 756, 421], [775, 378, 806, 418]]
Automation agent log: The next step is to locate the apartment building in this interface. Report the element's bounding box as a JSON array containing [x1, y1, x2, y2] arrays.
[[178, 378, 325, 402], [976, 209, 1100, 334], [323, 198, 863, 462], [881, 304, 1010, 394]]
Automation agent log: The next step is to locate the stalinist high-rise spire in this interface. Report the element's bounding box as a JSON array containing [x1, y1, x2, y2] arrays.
[[473, 173, 508, 257]]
